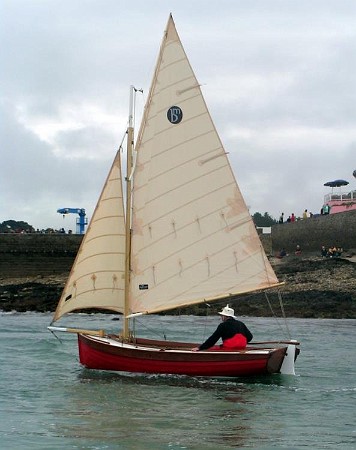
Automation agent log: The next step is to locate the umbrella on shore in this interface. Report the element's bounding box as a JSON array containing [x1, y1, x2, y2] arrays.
[[324, 179, 349, 195], [323, 179, 349, 188]]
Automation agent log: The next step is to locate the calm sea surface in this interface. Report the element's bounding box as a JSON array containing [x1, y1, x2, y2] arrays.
[[0, 313, 355, 450]]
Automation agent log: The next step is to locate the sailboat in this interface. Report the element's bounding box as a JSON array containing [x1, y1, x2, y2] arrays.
[[48, 15, 299, 377]]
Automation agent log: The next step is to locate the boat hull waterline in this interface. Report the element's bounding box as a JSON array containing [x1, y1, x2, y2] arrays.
[[78, 334, 298, 377]]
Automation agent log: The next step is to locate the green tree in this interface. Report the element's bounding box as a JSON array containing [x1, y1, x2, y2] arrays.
[[252, 212, 277, 227], [0, 220, 34, 233]]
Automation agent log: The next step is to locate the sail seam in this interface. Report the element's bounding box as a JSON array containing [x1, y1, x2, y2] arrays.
[[135, 178, 235, 230], [144, 205, 250, 251], [159, 56, 189, 73], [85, 233, 125, 242], [135, 154, 226, 201], [152, 74, 196, 94], [76, 257, 125, 269], [67, 273, 125, 286], [135, 138, 220, 185], [132, 282, 285, 316], [135, 265, 277, 308], [133, 219, 259, 282]]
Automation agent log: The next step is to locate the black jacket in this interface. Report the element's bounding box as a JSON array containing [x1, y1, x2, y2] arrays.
[[199, 317, 253, 350]]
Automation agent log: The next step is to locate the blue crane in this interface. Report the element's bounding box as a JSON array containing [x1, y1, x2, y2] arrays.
[[57, 208, 88, 234]]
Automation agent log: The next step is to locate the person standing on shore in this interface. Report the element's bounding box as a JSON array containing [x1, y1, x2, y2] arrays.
[[192, 305, 253, 351]]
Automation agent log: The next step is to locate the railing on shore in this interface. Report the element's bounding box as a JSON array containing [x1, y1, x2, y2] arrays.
[[323, 189, 356, 214], [324, 190, 356, 202]]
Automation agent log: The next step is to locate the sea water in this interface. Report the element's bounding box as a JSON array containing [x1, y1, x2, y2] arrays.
[[0, 313, 355, 450]]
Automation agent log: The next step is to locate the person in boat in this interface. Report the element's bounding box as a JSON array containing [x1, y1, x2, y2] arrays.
[[192, 305, 253, 351]]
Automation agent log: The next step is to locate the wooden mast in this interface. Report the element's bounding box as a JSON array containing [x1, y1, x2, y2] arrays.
[[123, 86, 135, 338]]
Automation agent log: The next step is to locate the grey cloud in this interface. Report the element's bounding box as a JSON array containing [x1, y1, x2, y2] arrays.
[[1, 0, 356, 229]]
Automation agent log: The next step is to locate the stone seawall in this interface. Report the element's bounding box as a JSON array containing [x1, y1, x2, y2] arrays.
[[0, 232, 274, 279], [1, 211, 355, 279], [0, 234, 82, 277], [1, 232, 355, 317], [271, 210, 356, 255]]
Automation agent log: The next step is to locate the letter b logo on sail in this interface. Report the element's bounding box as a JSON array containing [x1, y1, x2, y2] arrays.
[[167, 106, 183, 124]]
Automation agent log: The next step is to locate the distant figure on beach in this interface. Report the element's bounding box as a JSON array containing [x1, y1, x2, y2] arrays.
[[291, 213, 296, 222], [279, 213, 284, 224], [327, 246, 343, 258], [327, 246, 336, 257], [295, 244, 302, 255], [323, 204, 330, 215], [286, 216, 291, 223], [303, 209, 308, 219], [321, 246, 328, 257], [276, 248, 287, 258]]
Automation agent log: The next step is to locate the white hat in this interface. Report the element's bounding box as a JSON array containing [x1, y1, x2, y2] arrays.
[[218, 304, 236, 318]]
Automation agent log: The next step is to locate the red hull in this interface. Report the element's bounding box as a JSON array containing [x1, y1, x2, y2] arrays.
[[78, 334, 288, 377]]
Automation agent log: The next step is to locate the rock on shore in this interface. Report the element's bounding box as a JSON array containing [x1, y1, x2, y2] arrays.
[[234, 255, 356, 319], [0, 256, 355, 318]]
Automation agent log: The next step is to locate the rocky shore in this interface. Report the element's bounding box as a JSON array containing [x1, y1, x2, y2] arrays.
[[0, 255, 355, 318], [235, 255, 356, 319]]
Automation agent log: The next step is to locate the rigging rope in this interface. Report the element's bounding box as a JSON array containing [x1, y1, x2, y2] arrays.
[[118, 129, 128, 154], [278, 290, 291, 339], [128, 87, 144, 181], [130, 302, 213, 343], [264, 291, 290, 340], [259, 241, 291, 340], [131, 317, 168, 340], [200, 302, 212, 344]]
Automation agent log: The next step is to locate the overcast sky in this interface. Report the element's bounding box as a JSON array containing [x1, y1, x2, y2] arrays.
[[1, 0, 356, 232]]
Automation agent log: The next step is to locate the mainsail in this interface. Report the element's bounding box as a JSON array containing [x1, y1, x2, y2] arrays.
[[52, 15, 280, 322], [128, 15, 279, 315]]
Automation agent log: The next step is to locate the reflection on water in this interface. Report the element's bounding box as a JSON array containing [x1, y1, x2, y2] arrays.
[[65, 355, 303, 447], [73, 369, 280, 448]]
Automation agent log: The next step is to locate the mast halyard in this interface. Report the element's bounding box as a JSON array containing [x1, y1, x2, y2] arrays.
[[123, 86, 135, 338]]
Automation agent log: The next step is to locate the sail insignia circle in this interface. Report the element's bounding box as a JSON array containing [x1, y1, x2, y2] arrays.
[[167, 106, 183, 124]]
